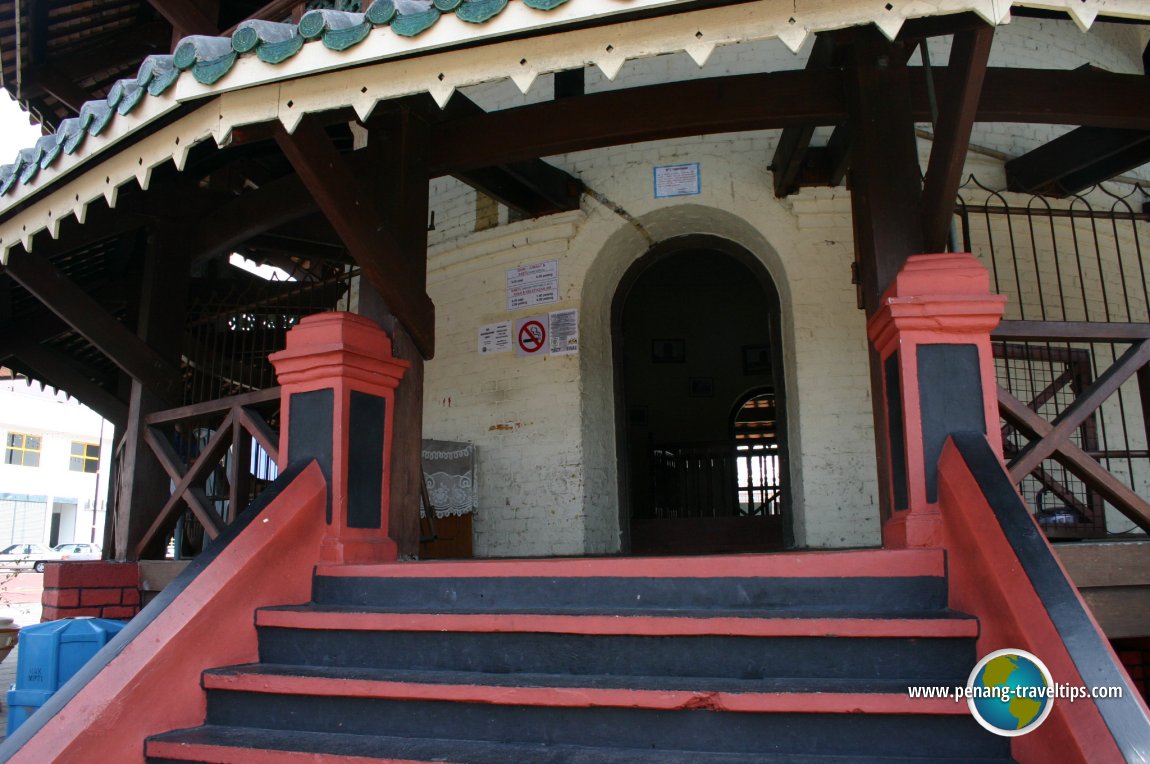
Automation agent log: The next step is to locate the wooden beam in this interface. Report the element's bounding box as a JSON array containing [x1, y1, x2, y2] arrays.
[[146, 0, 218, 37], [274, 119, 435, 358], [920, 24, 994, 252], [771, 33, 839, 198], [25, 65, 91, 114], [429, 70, 846, 173], [425, 66, 1150, 177], [972, 67, 1150, 130], [1005, 127, 1150, 197], [404, 93, 582, 216], [187, 174, 318, 264], [2, 248, 181, 402], [993, 320, 1150, 342], [0, 331, 126, 425]]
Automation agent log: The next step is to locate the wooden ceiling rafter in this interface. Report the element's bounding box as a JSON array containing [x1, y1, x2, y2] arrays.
[[769, 32, 839, 198], [1005, 47, 1150, 197], [2, 246, 183, 402], [398, 93, 583, 218], [0, 329, 127, 424], [145, 0, 219, 38]]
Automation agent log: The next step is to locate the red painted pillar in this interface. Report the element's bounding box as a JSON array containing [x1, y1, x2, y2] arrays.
[[270, 312, 410, 564], [866, 253, 1006, 548]]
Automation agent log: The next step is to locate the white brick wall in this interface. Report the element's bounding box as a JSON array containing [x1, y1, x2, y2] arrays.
[[418, 16, 1148, 555], [424, 133, 881, 555]]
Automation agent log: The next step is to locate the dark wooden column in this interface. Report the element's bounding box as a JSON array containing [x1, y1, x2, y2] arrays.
[[845, 30, 925, 523], [358, 108, 429, 559], [275, 110, 434, 558], [115, 228, 191, 559]]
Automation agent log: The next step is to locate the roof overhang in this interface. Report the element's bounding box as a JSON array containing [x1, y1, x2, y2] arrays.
[[0, 0, 1146, 260]]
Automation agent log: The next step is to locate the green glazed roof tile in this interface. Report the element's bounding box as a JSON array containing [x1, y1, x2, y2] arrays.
[[365, 0, 397, 24], [391, 7, 441, 36], [257, 34, 306, 63], [233, 20, 298, 53], [0, 0, 586, 197], [192, 53, 240, 85], [456, 0, 508, 24], [523, 0, 569, 10], [39, 129, 68, 168], [140, 56, 181, 97], [109, 80, 146, 115]]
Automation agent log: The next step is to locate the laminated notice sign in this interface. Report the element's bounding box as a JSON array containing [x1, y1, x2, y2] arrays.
[[653, 163, 701, 198], [507, 260, 559, 310], [549, 309, 579, 355], [478, 321, 512, 354]]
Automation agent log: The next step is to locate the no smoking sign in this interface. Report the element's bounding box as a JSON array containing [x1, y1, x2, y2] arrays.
[[515, 316, 548, 356]]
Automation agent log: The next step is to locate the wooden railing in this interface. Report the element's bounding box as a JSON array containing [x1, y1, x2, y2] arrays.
[[993, 320, 1150, 537], [648, 440, 782, 520], [134, 389, 281, 559]]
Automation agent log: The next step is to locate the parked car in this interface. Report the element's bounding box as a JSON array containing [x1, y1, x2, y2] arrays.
[[0, 543, 58, 572], [51, 543, 102, 564]]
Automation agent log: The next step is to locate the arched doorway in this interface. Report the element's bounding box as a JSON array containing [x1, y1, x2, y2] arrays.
[[613, 236, 790, 555]]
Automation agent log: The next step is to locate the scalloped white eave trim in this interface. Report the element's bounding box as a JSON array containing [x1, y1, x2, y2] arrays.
[[1, 0, 1145, 260]]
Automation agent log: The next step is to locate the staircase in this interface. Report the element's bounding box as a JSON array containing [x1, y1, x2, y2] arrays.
[[144, 549, 1011, 762]]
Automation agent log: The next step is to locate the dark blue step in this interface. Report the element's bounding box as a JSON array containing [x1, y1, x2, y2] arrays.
[[256, 614, 976, 685], [146, 725, 1015, 763], [310, 574, 949, 614], [200, 690, 1009, 760]]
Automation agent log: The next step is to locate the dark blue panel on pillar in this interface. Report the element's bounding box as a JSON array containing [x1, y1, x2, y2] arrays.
[[288, 388, 334, 523], [918, 344, 985, 502], [885, 352, 909, 511], [347, 391, 386, 529]]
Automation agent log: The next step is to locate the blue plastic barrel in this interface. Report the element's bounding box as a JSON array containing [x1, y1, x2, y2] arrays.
[[6, 618, 126, 734]]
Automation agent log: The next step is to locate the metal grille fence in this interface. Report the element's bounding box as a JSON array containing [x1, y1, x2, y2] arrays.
[[957, 178, 1150, 538]]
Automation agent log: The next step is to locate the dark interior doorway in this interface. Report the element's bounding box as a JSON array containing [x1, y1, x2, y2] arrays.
[[614, 236, 790, 555]]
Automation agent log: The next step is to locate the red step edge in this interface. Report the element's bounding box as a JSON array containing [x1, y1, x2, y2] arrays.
[[256, 609, 978, 639], [203, 671, 968, 716], [145, 740, 421, 764], [318, 548, 945, 579]]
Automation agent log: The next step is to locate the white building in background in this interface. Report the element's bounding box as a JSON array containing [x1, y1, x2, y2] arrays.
[[0, 375, 112, 548]]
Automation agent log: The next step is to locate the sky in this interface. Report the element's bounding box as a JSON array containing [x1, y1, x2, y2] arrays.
[[0, 92, 44, 165]]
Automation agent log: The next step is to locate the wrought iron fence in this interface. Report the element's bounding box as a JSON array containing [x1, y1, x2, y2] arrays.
[[957, 178, 1150, 539]]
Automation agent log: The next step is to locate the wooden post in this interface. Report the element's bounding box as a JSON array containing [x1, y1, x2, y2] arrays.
[[867, 253, 1006, 547], [356, 108, 430, 559], [845, 31, 925, 526], [270, 312, 410, 564], [114, 229, 190, 559]]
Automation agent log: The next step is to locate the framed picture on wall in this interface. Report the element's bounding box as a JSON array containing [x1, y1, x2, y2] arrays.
[[688, 377, 714, 397], [652, 339, 686, 363], [742, 344, 772, 375]]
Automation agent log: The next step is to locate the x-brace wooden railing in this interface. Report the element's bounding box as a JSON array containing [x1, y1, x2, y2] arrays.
[[134, 388, 281, 559], [993, 320, 1150, 534], [994, 342, 1104, 534]]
